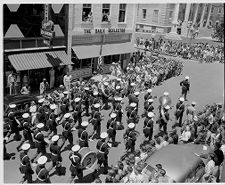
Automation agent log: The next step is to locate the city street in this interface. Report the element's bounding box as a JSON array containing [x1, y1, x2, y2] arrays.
[[4, 58, 224, 183]]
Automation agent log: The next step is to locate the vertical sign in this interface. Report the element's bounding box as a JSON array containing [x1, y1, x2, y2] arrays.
[[44, 4, 49, 21]]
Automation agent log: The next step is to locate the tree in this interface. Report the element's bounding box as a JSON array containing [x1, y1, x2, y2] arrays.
[[212, 22, 224, 42]]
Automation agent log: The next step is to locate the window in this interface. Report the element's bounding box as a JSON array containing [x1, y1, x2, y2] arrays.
[[218, 7, 222, 13], [211, 7, 214, 13], [169, 11, 173, 19], [152, 10, 159, 23], [104, 55, 112, 64], [142, 9, 147, 19], [82, 4, 92, 22], [118, 4, 126, 22], [102, 4, 110, 22], [154, 10, 159, 15]]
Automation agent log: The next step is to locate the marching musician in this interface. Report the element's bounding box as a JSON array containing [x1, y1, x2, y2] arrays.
[[46, 104, 58, 139], [82, 87, 91, 116], [144, 89, 153, 101], [101, 82, 111, 110], [142, 98, 154, 118], [158, 105, 170, 135], [143, 112, 154, 141], [114, 97, 123, 123], [107, 113, 117, 147], [73, 97, 83, 128], [78, 121, 89, 148], [127, 103, 138, 124], [90, 91, 101, 111], [123, 123, 137, 153]]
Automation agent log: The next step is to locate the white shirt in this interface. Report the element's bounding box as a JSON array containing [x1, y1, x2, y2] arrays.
[[29, 105, 37, 113], [180, 130, 191, 141], [63, 75, 71, 85], [220, 145, 225, 156], [205, 159, 215, 176], [161, 141, 169, 147]]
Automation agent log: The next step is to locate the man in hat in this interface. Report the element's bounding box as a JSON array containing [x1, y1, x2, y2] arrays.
[[69, 145, 83, 183], [173, 97, 185, 128], [90, 91, 101, 111], [158, 105, 170, 135], [35, 156, 51, 183], [144, 89, 153, 101], [82, 87, 91, 116], [94, 132, 110, 176], [143, 112, 154, 141], [107, 113, 117, 147], [31, 123, 48, 163], [127, 103, 138, 124], [49, 135, 64, 176], [78, 121, 89, 148], [180, 76, 190, 101], [72, 97, 83, 128], [142, 99, 154, 118], [19, 143, 34, 183], [128, 91, 139, 106], [114, 97, 123, 123], [186, 101, 197, 124], [102, 82, 111, 110], [46, 104, 58, 139], [123, 123, 137, 152], [61, 113, 75, 150], [17, 114, 35, 151], [89, 103, 103, 140]]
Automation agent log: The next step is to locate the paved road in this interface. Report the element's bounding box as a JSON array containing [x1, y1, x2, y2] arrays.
[[4, 60, 224, 183]]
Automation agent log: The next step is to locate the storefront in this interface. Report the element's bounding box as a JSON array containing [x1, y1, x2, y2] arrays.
[[5, 47, 73, 94]]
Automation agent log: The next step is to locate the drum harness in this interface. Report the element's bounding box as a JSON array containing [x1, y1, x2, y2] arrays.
[[98, 142, 106, 154], [70, 154, 81, 167], [144, 119, 152, 129], [34, 132, 42, 143], [79, 130, 87, 141], [37, 168, 47, 182], [20, 154, 28, 166]]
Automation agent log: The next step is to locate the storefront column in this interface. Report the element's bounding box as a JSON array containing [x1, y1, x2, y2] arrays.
[[171, 4, 180, 33], [193, 4, 200, 25], [181, 3, 191, 36], [206, 4, 212, 27], [199, 4, 206, 28]]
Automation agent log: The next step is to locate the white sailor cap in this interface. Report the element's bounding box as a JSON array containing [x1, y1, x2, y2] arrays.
[[51, 135, 59, 142], [147, 89, 152, 93], [110, 113, 117, 118], [72, 145, 80, 152], [81, 121, 89, 127], [75, 97, 81, 102], [94, 103, 101, 108], [131, 83, 136, 86], [112, 62, 116, 65], [148, 99, 154, 103], [93, 91, 98, 96], [148, 112, 155, 118], [22, 113, 30, 119], [37, 123, 44, 129], [163, 92, 169, 96], [21, 143, 31, 151], [116, 86, 121, 90], [59, 85, 64, 88], [185, 76, 189, 80], [130, 103, 137, 107], [191, 101, 196, 105], [193, 116, 198, 121], [100, 132, 108, 139], [64, 113, 71, 119], [50, 104, 57, 110], [63, 91, 69, 95], [104, 82, 109, 86], [128, 123, 135, 129], [37, 156, 48, 165], [134, 92, 140, 96], [117, 78, 121, 81], [9, 104, 16, 108], [165, 105, 170, 110], [84, 87, 90, 91], [179, 97, 185, 102], [38, 98, 45, 103], [115, 97, 122, 101]]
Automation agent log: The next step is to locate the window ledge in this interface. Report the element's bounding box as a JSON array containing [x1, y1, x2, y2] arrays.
[[117, 23, 127, 27], [81, 22, 94, 28]]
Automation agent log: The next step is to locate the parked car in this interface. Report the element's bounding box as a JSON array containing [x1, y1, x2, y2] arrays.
[[143, 144, 212, 183]]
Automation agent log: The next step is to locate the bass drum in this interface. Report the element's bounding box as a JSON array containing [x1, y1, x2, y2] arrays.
[[79, 147, 97, 169]]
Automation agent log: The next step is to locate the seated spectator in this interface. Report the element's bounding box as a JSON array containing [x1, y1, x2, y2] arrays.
[[202, 153, 216, 182], [155, 137, 163, 150], [161, 135, 169, 147], [20, 83, 30, 94], [157, 169, 174, 183], [179, 125, 192, 143]]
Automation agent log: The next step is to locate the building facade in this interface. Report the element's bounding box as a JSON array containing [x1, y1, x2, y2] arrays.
[[67, 4, 136, 80], [3, 4, 72, 94]]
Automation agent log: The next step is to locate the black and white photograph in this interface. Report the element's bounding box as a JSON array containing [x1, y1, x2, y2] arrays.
[[2, 2, 224, 183]]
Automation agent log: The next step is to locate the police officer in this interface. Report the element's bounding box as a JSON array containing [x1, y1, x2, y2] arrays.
[[158, 105, 170, 135], [46, 104, 58, 139], [78, 121, 89, 148], [142, 98, 154, 118], [19, 143, 34, 183], [173, 97, 185, 127], [143, 112, 154, 141], [61, 113, 75, 150], [95, 132, 110, 176], [180, 76, 190, 101], [35, 156, 51, 183], [107, 113, 117, 147], [123, 123, 137, 152], [17, 115, 35, 151], [69, 145, 83, 183], [89, 103, 103, 140], [31, 123, 48, 163]]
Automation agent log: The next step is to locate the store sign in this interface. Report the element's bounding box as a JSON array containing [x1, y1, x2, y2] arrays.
[[41, 20, 55, 46], [84, 28, 126, 34]]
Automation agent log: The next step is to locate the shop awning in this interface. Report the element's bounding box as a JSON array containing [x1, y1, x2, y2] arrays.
[[8, 50, 73, 71], [72, 45, 100, 59], [102, 42, 136, 56]]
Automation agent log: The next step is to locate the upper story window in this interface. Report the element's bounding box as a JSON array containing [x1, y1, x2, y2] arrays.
[[152, 10, 159, 23], [142, 9, 147, 19], [102, 4, 110, 22], [218, 7, 222, 14], [118, 4, 126, 22], [82, 4, 93, 22], [211, 7, 214, 13]]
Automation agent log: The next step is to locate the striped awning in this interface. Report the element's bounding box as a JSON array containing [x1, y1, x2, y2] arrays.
[[8, 50, 73, 71]]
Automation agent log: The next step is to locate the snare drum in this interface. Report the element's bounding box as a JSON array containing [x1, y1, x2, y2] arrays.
[[79, 147, 97, 169]]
